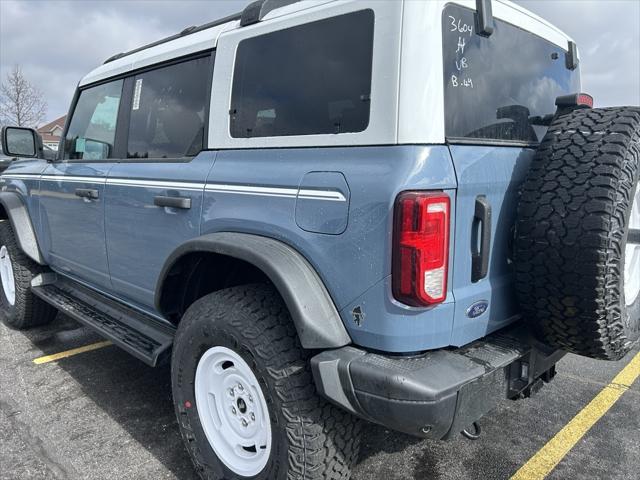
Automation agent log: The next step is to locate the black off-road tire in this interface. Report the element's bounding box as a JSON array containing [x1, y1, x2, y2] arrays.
[[172, 284, 361, 480], [515, 107, 640, 360], [0, 220, 56, 329]]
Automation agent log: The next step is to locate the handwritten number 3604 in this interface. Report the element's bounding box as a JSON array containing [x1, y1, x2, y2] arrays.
[[449, 16, 473, 36]]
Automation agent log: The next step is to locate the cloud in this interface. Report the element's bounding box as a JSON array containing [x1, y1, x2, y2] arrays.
[[516, 0, 640, 107], [0, 0, 249, 121], [1, 0, 638, 123]]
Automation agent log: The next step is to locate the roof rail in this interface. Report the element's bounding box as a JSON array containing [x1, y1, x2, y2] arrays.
[[240, 0, 302, 27], [102, 0, 304, 65], [103, 11, 242, 64]]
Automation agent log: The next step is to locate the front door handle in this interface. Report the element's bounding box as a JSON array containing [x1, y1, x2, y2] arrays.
[[75, 188, 99, 200], [154, 195, 191, 209]]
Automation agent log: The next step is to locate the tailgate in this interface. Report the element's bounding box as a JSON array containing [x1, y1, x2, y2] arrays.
[[442, 3, 580, 346]]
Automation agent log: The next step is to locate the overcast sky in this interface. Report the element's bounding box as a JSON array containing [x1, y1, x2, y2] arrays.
[[1, 0, 638, 124]]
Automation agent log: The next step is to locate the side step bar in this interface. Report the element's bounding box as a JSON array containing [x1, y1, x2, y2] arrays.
[[32, 278, 174, 366]]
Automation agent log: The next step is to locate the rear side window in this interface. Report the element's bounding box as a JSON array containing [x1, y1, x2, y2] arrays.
[[230, 9, 374, 138], [127, 56, 210, 159], [442, 4, 581, 144], [64, 80, 123, 160]]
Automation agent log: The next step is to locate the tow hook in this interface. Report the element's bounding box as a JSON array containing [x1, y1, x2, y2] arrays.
[[461, 422, 482, 440]]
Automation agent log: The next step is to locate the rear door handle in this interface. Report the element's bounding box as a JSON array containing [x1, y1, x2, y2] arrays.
[[75, 188, 99, 200], [471, 195, 492, 283], [154, 195, 191, 209]]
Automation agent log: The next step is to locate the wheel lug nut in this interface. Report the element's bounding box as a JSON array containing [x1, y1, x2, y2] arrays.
[[229, 388, 235, 397], [248, 395, 253, 403], [242, 419, 248, 427], [238, 383, 244, 391], [231, 407, 237, 415], [250, 413, 255, 421]]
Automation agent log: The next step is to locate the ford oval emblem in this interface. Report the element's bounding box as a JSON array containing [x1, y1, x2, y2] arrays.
[[466, 300, 489, 318]]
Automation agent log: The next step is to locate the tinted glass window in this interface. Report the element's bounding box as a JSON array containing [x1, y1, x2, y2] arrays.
[[64, 80, 123, 160], [230, 10, 374, 138], [442, 4, 581, 144], [127, 56, 210, 159]]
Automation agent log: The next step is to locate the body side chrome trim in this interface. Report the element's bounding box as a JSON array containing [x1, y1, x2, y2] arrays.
[[205, 183, 346, 202], [107, 178, 206, 191], [1, 174, 347, 202], [41, 175, 107, 184], [1, 173, 42, 180]]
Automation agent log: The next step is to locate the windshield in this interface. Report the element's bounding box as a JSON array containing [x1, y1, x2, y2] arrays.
[[442, 4, 581, 145]]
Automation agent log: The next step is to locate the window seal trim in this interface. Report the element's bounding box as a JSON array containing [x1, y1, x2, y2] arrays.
[[445, 137, 539, 148], [203, 52, 216, 150], [80, 50, 215, 90], [113, 76, 134, 159]]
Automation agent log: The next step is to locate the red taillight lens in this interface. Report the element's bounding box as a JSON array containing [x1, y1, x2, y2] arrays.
[[577, 93, 594, 108], [555, 92, 594, 109], [392, 191, 450, 306]]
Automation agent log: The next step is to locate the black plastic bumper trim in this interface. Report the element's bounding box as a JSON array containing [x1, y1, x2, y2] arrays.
[[311, 323, 565, 439]]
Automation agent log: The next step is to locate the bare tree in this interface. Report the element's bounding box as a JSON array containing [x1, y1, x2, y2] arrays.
[[0, 65, 47, 128]]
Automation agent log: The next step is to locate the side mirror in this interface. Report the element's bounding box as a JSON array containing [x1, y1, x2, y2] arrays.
[[1, 126, 43, 158]]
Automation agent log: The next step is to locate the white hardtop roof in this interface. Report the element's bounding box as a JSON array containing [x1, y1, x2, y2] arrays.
[[79, 0, 333, 87], [79, 0, 575, 88], [79, 20, 232, 87], [494, 0, 575, 46]]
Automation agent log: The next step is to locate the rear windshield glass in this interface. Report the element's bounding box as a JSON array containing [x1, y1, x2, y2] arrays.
[[442, 4, 581, 145], [230, 9, 374, 138]]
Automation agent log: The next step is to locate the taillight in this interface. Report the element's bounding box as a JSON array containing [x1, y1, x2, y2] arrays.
[[392, 191, 450, 307], [555, 92, 594, 109]]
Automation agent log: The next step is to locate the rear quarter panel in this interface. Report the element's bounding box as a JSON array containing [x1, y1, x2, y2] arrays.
[[201, 146, 458, 352]]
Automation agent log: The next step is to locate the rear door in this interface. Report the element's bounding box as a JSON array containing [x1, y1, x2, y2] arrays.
[[39, 79, 123, 290], [104, 54, 214, 311], [442, 4, 581, 345]]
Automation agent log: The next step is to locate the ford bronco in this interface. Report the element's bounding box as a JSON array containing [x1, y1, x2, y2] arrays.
[[0, 1, 638, 479]]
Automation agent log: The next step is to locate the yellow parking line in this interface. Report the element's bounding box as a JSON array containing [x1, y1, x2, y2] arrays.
[[511, 351, 640, 480], [33, 340, 112, 364]]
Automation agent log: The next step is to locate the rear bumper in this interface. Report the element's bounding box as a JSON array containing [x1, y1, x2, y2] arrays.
[[310, 323, 564, 439]]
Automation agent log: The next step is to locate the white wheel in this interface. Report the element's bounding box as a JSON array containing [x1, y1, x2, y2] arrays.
[[173, 286, 361, 479], [195, 346, 272, 477], [625, 184, 640, 306], [0, 245, 16, 306]]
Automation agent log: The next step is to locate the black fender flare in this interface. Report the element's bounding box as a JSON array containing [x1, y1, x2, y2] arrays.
[[155, 232, 352, 349], [0, 192, 44, 265]]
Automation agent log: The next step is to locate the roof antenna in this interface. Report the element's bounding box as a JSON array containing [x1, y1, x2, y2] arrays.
[[476, 0, 494, 37]]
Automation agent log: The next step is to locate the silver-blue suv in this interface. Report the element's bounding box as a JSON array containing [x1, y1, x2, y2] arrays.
[[1, 1, 638, 478]]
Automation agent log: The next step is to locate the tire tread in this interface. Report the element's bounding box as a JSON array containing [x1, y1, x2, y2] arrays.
[[515, 107, 640, 360], [0, 220, 56, 329], [173, 284, 360, 480]]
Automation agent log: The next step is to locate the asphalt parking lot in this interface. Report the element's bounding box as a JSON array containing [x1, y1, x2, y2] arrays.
[[1, 314, 638, 480]]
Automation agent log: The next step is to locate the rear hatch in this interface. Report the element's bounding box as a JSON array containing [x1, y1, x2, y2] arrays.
[[443, 3, 581, 345]]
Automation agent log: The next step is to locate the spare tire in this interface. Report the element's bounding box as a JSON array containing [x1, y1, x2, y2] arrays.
[[515, 107, 640, 360]]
